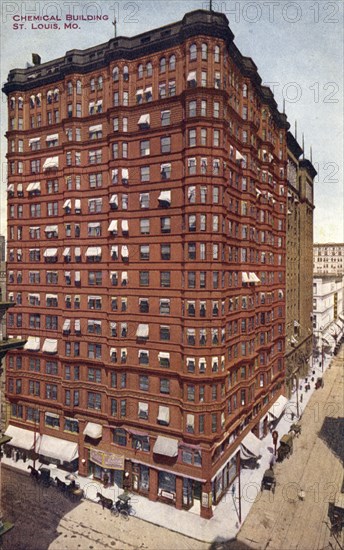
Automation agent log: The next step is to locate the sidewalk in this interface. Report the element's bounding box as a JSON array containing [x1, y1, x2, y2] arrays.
[[1, 352, 335, 544]]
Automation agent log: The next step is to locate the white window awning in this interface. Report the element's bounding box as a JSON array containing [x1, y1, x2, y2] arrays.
[[46, 133, 58, 141], [7, 184, 14, 192], [136, 88, 143, 95], [24, 336, 40, 351], [88, 222, 100, 229], [242, 272, 249, 283], [42, 338, 58, 354], [63, 319, 71, 331], [138, 113, 150, 125], [236, 150, 245, 161], [37, 434, 78, 463], [46, 293, 58, 300], [122, 168, 129, 179], [29, 137, 40, 145], [136, 324, 149, 338], [27, 181, 41, 192], [63, 199, 71, 209], [138, 402, 148, 412], [4, 425, 37, 450], [110, 347, 117, 356], [158, 190, 171, 203], [240, 431, 262, 459], [121, 272, 128, 281], [63, 247, 71, 257], [249, 272, 261, 283], [122, 220, 129, 231], [83, 422, 103, 439], [28, 293, 40, 299], [121, 245, 129, 258], [110, 194, 118, 205], [158, 352, 170, 360], [43, 156, 59, 170], [89, 124, 102, 132], [44, 248, 58, 258], [268, 395, 289, 420], [86, 247, 101, 257], [187, 71, 197, 81], [75, 319, 81, 331], [75, 199, 81, 210], [45, 225, 58, 233], [187, 414, 195, 428], [153, 435, 177, 456], [108, 220, 118, 232], [293, 320, 300, 328]]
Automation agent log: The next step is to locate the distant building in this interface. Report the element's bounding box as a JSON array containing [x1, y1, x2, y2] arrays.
[[313, 243, 344, 276], [313, 275, 344, 357], [285, 133, 316, 396]]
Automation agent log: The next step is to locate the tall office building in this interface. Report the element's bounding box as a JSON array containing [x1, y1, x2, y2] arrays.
[[3, 10, 289, 517], [285, 133, 316, 395]]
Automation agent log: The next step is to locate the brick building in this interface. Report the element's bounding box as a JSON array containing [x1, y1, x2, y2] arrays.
[[3, 10, 290, 517], [285, 134, 316, 395]]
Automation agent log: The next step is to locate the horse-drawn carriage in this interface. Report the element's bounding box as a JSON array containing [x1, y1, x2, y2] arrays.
[[289, 423, 301, 437], [277, 434, 293, 462], [328, 492, 344, 534], [261, 469, 276, 493]]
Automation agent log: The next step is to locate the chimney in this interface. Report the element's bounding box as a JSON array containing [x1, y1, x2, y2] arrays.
[[32, 53, 41, 65]]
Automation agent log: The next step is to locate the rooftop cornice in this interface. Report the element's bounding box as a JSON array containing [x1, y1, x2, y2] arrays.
[[299, 158, 317, 179]]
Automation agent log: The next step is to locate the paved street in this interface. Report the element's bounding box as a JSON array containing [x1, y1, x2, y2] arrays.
[[1, 348, 343, 550], [232, 346, 344, 550], [1, 467, 208, 550]]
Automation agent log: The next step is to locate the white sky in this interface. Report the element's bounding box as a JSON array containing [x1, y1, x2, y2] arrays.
[[0, 0, 343, 242]]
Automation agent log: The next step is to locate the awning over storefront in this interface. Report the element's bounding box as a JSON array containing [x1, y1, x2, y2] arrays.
[[37, 434, 78, 463], [268, 395, 289, 420], [89, 448, 124, 470], [240, 431, 262, 459], [153, 436, 178, 457], [83, 422, 102, 439], [4, 425, 37, 450]]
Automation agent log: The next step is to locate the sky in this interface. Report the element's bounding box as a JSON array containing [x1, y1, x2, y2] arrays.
[[0, 0, 343, 242]]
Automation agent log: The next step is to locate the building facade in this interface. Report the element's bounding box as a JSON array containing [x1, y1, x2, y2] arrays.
[[313, 243, 344, 276], [313, 275, 344, 358], [285, 134, 316, 395], [3, 10, 290, 517]]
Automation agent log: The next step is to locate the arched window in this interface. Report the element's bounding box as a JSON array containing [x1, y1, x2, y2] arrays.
[[146, 62, 152, 77], [76, 80, 82, 94], [113, 66, 119, 82], [189, 44, 197, 61], [169, 55, 176, 70], [214, 45, 220, 63], [138, 64, 143, 79], [201, 43, 208, 61], [53, 88, 59, 102], [67, 81, 73, 95], [159, 57, 166, 73], [10, 97, 15, 110], [243, 83, 248, 98], [47, 91, 53, 104], [90, 78, 95, 92], [98, 76, 103, 90], [123, 65, 129, 81], [36, 93, 42, 106], [18, 97, 23, 109]]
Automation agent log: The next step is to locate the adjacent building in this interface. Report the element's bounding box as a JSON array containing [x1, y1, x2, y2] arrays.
[[3, 9, 293, 517], [313, 275, 344, 358], [313, 243, 344, 276], [285, 134, 316, 395]]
